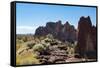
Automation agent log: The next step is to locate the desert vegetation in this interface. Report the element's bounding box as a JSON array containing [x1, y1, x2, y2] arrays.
[[16, 34, 78, 65]]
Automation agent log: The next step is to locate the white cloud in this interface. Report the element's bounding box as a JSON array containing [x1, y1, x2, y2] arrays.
[[17, 26, 38, 34]]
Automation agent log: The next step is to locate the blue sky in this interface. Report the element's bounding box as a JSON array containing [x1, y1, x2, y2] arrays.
[[16, 3, 96, 34]]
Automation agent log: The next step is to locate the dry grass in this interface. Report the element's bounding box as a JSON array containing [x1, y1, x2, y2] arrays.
[[16, 50, 40, 65]]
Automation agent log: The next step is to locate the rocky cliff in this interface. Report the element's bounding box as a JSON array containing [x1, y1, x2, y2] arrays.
[[35, 20, 77, 43], [76, 16, 97, 59]]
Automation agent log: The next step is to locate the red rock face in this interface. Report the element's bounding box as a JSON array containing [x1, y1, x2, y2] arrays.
[[55, 20, 62, 32], [35, 20, 77, 42], [76, 16, 97, 59]]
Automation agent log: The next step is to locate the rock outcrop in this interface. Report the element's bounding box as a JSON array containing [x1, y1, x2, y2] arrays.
[[76, 16, 97, 59], [35, 20, 77, 43]]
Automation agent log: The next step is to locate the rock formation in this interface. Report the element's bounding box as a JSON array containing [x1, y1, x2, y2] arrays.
[[76, 16, 97, 59], [35, 20, 77, 43]]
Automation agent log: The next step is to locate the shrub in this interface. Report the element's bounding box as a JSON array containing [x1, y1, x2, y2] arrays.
[[27, 42, 35, 49], [33, 44, 45, 52], [67, 46, 75, 57], [16, 39, 24, 44], [22, 36, 28, 42], [46, 34, 54, 39]]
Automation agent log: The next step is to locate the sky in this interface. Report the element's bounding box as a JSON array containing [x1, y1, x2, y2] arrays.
[[16, 3, 96, 34]]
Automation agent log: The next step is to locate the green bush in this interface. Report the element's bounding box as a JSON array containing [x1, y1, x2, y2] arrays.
[[33, 44, 45, 52]]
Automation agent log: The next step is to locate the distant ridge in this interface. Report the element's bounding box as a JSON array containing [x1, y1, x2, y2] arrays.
[[35, 20, 77, 42]]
